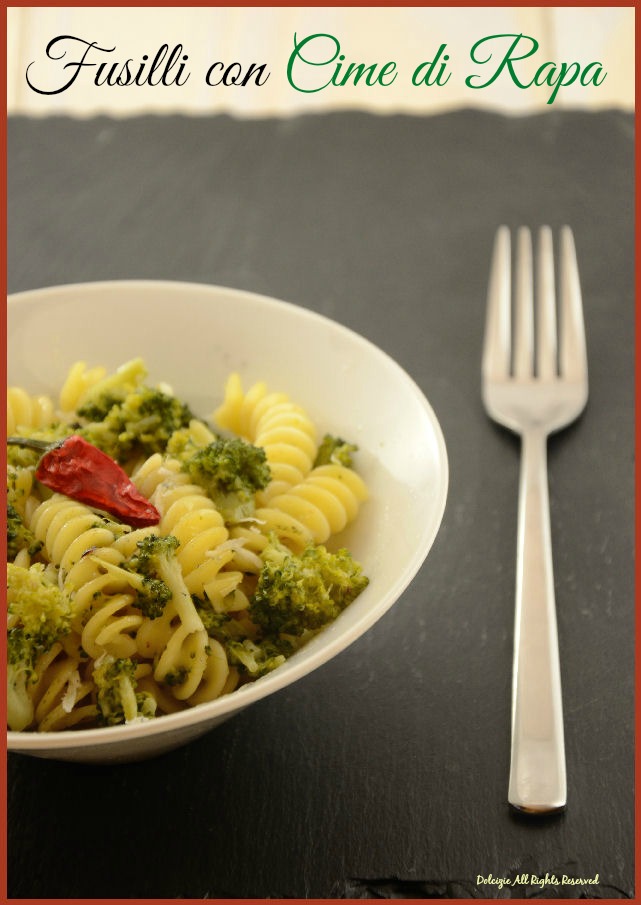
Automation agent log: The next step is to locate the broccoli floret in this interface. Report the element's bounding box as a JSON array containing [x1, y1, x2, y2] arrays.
[[132, 387, 194, 444], [7, 504, 42, 561], [93, 655, 156, 725], [76, 358, 148, 419], [94, 534, 180, 619], [74, 358, 192, 461], [97, 562, 172, 620], [79, 386, 194, 462], [225, 638, 290, 678], [313, 433, 359, 468], [162, 666, 190, 687], [7, 563, 73, 669], [196, 605, 257, 645], [128, 533, 180, 577], [7, 562, 74, 731], [195, 606, 237, 639], [77, 393, 124, 424], [194, 600, 290, 677], [165, 423, 210, 461], [132, 576, 172, 619], [249, 538, 369, 638], [181, 437, 271, 522]]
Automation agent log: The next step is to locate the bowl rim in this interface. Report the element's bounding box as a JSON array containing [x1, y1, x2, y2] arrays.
[[7, 279, 449, 752]]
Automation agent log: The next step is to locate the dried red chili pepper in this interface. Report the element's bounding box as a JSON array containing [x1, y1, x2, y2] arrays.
[[8, 435, 160, 528]]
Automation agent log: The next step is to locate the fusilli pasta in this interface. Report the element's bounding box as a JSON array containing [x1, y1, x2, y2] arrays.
[[6, 359, 370, 732], [7, 387, 56, 435], [214, 373, 319, 500]]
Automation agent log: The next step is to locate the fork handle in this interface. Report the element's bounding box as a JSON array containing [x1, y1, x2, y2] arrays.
[[508, 427, 567, 813]]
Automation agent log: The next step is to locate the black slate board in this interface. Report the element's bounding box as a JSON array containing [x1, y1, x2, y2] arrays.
[[7, 109, 635, 899]]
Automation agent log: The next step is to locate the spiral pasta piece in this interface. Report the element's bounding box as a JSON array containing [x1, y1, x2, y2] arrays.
[[227, 524, 270, 574], [11, 548, 32, 568], [7, 467, 44, 560], [28, 497, 147, 662], [29, 494, 124, 573], [7, 387, 56, 435], [22, 644, 97, 732], [130, 452, 190, 500], [179, 417, 218, 449], [187, 639, 237, 705], [213, 372, 261, 437], [7, 464, 37, 519], [66, 546, 131, 630], [131, 453, 245, 610], [81, 592, 144, 660], [135, 673, 187, 715], [139, 604, 210, 701], [35, 656, 96, 732], [58, 360, 108, 412], [214, 374, 318, 500], [255, 463, 368, 548], [251, 505, 315, 550], [160, 486, 242, 605]]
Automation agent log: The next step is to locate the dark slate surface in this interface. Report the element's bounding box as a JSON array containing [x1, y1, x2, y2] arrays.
[[7, 109, 634, 899]]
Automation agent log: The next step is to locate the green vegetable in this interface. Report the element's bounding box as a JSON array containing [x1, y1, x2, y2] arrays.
[[7, 562, 74, 731], [68, 357, 193, 461], [180, 437, 271, 522], [7, 503, 42, 560], [194, 604, 291, 678], [249, 537, 369, 638], [76, 357, 148, 418], [79, 386, 194, 462], [313, 433, 359, 468], [225, 638, 289, 677], [165, 424, 206, 460], [7, 563, 73, 670], [162, 666, 190, 687], [93, 655, 156, 725], [127, 533, 180, 579], [195, 607, 241, 639], [96, 534, 180, 619]]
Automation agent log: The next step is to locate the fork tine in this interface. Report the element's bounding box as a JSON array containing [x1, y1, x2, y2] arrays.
[[536, 226, 558, 379], [559, 226, 588, 382], [513, 227, 534, 378], [482, 226, 511, 381]]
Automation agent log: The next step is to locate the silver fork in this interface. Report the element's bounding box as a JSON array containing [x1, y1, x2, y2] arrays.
[[482, 225, 588, 814]]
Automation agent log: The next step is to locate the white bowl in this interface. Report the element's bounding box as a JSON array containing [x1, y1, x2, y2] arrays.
[[7, 281, 448, 763]]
